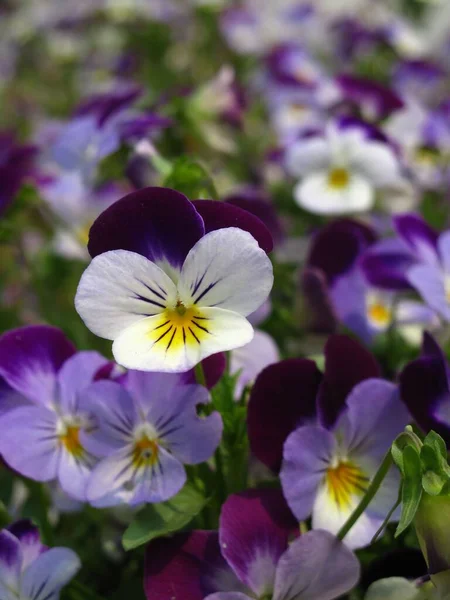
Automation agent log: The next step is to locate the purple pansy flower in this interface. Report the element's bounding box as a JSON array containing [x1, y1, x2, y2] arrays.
[[0, 132, 36, 216], [0, 519, 80, 600], [144, 489, 360, 600], [248, 335, 409, 548], [83, 370, 222, 506], [0, 326, 108, 500], [75, 187, 274, 373], [336, 74, 404, 121], [400, 332, 450, 445]]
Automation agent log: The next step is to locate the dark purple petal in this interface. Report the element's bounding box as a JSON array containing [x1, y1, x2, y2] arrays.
[[317, 335, 380, 429], [0, 529, 21, 595], [144, 531, 222, 600], [75, 85, 141, 127], [300, 268, 337, 334], [0, 132, 36, 216], [422, 331, 444, 359], [88, 187, 205, 267], [307, 219, 376, 284], [0, 326, 75, 405], [400, 354, 450, 444], [193, 200, 273, 254], [182, 353, 227, 390], [394, 213, 438, 263], [337, 74, 404, 119], [118, 113, 172, 141], [247, 359, 322, 472], [219, 489, 297, 597], [360, 244, 416, 290], [225, 190, 285, 247]]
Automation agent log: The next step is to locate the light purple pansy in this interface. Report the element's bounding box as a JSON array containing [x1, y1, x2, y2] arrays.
[[83, 370, 223, 506], [75, 187, 274, 373], [144, 489, 360, 600], [0, 519, 80, 600], [0, 325, 108, 501], [280, 378, 409, 549]]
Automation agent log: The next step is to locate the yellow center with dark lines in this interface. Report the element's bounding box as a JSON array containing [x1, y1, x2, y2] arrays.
[[59, 425, 84, 458], [326, 461, 369, 510], [132, 436, 159, 467], [146, 302, 212, 353]]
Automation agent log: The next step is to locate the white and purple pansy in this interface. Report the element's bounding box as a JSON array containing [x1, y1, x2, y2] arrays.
[[0, 325, 109, 501], [144, 488, 360, 600], [82, 370, 223, 506], [248, 335, 410, 549], [285, 118, 402, 215], [75, 187, 274, 373], [0, 519, 80, 600]]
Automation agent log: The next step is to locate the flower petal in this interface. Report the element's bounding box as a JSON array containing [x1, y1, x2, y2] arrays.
[[365, 577, 419, 600], [75, 250, 178, 340], [57, 351, 108, 414], [353, 141, 401, 186], [112, 307, 254, 373], [193, 199, 274, 253], [7, 520, 45, 571], [273, 530, 360, 600], [0, 530, 22, 600], [20, 547, 80, 600], [407, 263, 450, 321], [285, 137, 330, 177], [247, 359, 322, 472], [58, 448, 94, 501], [317, 335, 380, 429], [88, 187, 205, 267], [0, 406, 59, 481], [0, 326, 75, 406], [219, 489, 297, 597], [178, 228, 273, 317], [394, 213, 438, 265], [294, 171, 374, 215], [280, 425, 336, 522]]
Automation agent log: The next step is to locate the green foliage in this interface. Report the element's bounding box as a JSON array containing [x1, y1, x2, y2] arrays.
[[396, 445, 423, 536], [122, 484, 208, 550], [163, 156, 218, 199]]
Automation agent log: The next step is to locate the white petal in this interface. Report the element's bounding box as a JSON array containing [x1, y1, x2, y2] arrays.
[[352, 141, 401, 187], [312, 481, 380, 550], [294, 171, 374, 215], [75, 250, 177, 340], [177, 228, 273, 317], [112, 307, 254, 373], [285, 138, 330, 177]]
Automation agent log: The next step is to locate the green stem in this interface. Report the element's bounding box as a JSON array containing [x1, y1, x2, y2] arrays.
[[337, 451, 393, 542], [69, 580, 108, 600], [194, 361, 207, 387]]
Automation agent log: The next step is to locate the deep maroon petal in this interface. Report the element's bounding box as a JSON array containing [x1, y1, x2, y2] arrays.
[[247, 359, 322, 472], [144, 531, 222, 600], [307, 219, 376, 284], [88, 187, 205, 267], [193, 200, 273, 254], [0, 326, 75, 405], [400, 354, 450, 444], [300, 268, 337, 334], [182, 353, 227, 390], [225, 190, 284, 247], [219, 489, 297, 597], [317, 335, 380, 429]]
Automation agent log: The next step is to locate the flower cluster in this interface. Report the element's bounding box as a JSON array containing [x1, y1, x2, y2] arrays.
[[1, 0, 450, 598]]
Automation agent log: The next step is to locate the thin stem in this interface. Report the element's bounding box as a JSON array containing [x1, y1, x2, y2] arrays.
[[371, 496, 401, 544], [337, 451, 393, 542], [194, 361, 207, 387]]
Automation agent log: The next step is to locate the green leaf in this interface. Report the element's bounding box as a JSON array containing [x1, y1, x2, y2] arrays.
[[122, 484, 208, 551], [391, 430, 422, 474], [395, 445, 423, 537], [420, 431, 450, 495], [163, 157, 218, 199]]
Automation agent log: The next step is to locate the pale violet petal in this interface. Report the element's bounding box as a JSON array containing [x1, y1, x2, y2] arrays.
[[75, 250, 178, 340], [20, 547, 80, 600], [177, 228, 273, 317], [112, 307, 254, 373]]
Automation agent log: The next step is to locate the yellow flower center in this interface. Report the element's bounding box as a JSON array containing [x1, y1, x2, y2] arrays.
[[367, 302, 392, 327], [132, 436, 159, 467], [326, 461, 369, 510], [146, 304, 212, 353], [59, 425, 84, 458], [327, 168, 350, 190]]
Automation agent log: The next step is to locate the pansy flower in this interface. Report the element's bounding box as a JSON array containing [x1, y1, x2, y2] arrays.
[[400, 332, 450, 446], [0, 519, 80, 600], [248, 335, 409, 548], [83, 370, 222, 506], [285, 120, 402, 215], [0, 326, 108, 500], [144, 489, 360, 600], [75, 187, 274, 373]]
